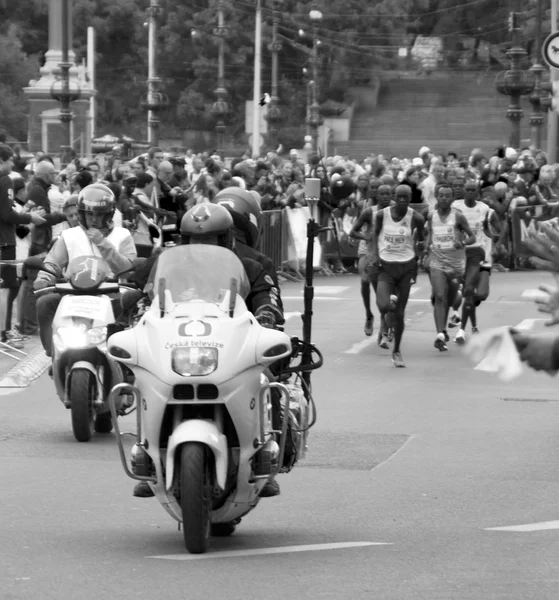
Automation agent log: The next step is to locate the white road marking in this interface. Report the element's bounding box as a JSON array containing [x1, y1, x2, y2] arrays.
[[408, 298, 431, 303], [513, 318, 544, 331], [409, 287, 420, 295], [344, 338, 376, 354], [485, 520, 559, 532], [282, 296, 346, 301], [148, 541, 390, 561], [312, 286, 349, 294], [284, 311, 302, 321]]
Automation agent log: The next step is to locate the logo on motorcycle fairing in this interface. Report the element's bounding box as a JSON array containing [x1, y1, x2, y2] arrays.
[[178, 320, 212, 337]]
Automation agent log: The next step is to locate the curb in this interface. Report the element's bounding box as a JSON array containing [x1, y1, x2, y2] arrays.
[[0, 345, 50, 388]]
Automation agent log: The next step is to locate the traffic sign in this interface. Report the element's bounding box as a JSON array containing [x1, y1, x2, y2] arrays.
[[542, 32, 559, 69]]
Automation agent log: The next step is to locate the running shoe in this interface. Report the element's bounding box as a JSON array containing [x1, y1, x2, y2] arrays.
[[471, 327, 479, 334], [392, 351, 406, 368], [379, 333, 390, 349], [364, 315, 374, 337], [1, 330, 24, 350], [454, 329, 466, 345], [448, 314, 461, 329], [434, 334, 448, 352], [442, 330, 450, 343]]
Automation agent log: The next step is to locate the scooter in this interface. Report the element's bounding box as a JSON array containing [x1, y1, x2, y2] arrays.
[[34, 255, 139, 442], [107, 244, 322, 553]]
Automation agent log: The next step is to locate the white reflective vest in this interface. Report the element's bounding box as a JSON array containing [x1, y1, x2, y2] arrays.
[[61, 226, 132, 275]]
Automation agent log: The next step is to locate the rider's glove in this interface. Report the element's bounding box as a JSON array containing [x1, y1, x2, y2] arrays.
[[256, 310, 277, 329]]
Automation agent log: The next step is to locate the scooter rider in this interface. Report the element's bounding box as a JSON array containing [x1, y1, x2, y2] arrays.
[[34, 184, 137, 358], [212, 187, 283, 322], [131, 203, 284, 498]]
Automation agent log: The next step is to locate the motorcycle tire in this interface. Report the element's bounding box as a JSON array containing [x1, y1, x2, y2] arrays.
[[69, 369, 95, 442], [179, 442, 212, 554], [94, 412, 113, 434]]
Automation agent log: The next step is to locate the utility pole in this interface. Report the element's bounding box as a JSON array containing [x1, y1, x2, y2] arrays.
[[267, 0, 283, 151], [251, 0, 262, 158], [87, 27, 95, 141], [548, 0, 558, 162]]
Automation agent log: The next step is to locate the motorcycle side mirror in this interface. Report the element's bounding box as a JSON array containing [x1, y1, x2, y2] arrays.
[[229, 277, 237, 317]]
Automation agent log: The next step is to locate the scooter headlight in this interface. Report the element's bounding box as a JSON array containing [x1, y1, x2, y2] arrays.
[[171, 347, 218, 377], [56, 326, 107, 348]]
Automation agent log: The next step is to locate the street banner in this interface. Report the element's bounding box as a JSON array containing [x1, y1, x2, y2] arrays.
[[284, 207, 322, 269], [510, 204, 559, 257]]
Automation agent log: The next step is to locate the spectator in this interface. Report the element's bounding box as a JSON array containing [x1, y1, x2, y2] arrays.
[[0, 144, 46, 346]]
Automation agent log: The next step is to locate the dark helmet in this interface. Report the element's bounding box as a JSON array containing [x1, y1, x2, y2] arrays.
[[180, 203, 235, 250], [77, 183, 115, 229], [213, 187, 262, 249], [330, 174, 356, 202]]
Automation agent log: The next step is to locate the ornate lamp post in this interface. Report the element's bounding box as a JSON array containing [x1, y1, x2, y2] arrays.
[[307, 7, 323, 154], [140, 0, 168, 145], [528, 0, 545, 149], [496, 7, 534, 148], [212, 0, 230, 157], [266, 0, 283, 150], [49, 0, 80, 168]]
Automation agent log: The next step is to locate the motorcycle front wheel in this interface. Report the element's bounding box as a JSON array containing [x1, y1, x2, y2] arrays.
[[69, 369, 95, 442], [180, 442, 212, 554]]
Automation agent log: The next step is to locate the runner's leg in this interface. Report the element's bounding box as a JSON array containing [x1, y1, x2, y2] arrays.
[[392, 265, 415, 355]]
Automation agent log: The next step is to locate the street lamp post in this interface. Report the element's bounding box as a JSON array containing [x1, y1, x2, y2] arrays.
[[528, 0, 545, 149], [307, 8, 323, 155], [212, 0, 229, 157], [141, 0, 167, 146], [50, 0, 80, 168], [496, 5, 534, 148], [266, 0, 283, 150]]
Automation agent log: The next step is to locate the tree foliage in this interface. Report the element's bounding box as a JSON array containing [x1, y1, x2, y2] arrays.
[[0, 0, 542, 142]]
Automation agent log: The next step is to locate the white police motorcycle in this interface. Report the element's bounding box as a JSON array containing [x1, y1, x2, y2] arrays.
[[107, 245, 321, 553]]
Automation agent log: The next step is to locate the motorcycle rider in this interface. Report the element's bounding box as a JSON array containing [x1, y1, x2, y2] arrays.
[[130, 203, 284, 498], [212, 187, 283, 321], [34, 184, 137, 358]]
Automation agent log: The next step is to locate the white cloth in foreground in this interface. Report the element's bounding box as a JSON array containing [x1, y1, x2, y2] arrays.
[[463, 326, 523, 382]]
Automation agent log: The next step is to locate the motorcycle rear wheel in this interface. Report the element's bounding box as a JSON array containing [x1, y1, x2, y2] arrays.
[[179, 442, 212, 554], [69, 369, 95, 442]]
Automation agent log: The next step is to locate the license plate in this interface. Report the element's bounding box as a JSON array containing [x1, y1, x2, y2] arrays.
[[64, 296, 108, 321]]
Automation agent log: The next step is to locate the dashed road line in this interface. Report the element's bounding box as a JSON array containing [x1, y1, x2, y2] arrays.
[[485, 520, 559, 532], [344, 338, 376, 354]]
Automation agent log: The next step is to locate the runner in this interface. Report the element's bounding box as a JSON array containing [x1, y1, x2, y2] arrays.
[[349, 184, 392, 344], [372, 185, 425, 368], [425, 183, 475, 351], [452, 180, 502, 344]]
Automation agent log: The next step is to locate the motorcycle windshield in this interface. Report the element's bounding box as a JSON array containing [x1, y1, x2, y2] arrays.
[[147, 245, 251, 304]]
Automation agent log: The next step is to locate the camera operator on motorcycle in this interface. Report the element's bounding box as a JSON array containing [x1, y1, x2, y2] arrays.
[[129, 203, 284, 498], [34, 183, 137, 358], [212, 187, 283, 320]]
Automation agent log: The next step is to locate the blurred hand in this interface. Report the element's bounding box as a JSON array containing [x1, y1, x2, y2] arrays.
[[30, 212, 46, 226], [535, 283, 559, 326], [85, 228, 104, 245], [526, 221, 559, 271], [511, 331, 558, 374]]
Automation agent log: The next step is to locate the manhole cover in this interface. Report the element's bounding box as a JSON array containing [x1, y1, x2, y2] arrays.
[[300, 432, 410, 471]]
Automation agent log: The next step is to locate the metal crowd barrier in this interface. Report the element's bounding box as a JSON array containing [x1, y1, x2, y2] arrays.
[[261, 209, 287, 272]]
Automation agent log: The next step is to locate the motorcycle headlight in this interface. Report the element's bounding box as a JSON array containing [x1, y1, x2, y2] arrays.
[[56, 326, 107, 348], [172, 347, 218, 377]]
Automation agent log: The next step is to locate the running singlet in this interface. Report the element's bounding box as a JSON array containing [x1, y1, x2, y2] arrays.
[[453, 200, 492, 266], [378, 207, 415, 263], [429, 209, 465, 273], [358, 206, 377, 257]]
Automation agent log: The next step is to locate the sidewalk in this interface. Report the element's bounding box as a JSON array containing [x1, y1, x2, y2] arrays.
[[0, 335, 50, 388]]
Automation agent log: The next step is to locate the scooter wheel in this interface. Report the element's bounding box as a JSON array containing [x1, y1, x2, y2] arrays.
[[94, 412, 113, 434], [211, 522, 238, 537], [69, 369, 95, 442]]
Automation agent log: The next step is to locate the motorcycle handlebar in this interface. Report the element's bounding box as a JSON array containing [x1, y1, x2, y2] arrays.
[[34, 283, 139, 297]]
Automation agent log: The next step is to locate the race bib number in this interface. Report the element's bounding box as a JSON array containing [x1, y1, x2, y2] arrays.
[[384, 234, 405, 247], [432, 233, 455, 249]]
